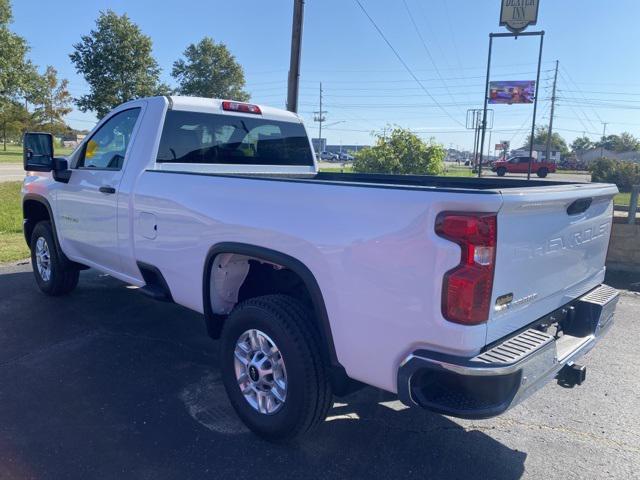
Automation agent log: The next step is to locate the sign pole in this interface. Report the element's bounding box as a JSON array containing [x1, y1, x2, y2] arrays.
[[526, 32, 545, 180], [477, 34, 494, 178], [473, 112, 481, 168], [479, 31, 544, 181]]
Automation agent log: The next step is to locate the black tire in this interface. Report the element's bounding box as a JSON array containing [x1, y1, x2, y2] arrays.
[[220, 294, 333, 442], [497, 167, 507, 177], [30, 221, 79, 296], [537, 168, 548, 178]]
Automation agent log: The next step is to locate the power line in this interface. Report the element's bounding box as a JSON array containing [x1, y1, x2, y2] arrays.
[[300, 70, 550, 84], [557, 71, 599, 132], [250, 61, 554, 75], [558, 89, 640, 97], [402, 0, 466, 114], [441, 0, 466, 75], [353, 0, 464, 126], [560, 65, 604, 123]]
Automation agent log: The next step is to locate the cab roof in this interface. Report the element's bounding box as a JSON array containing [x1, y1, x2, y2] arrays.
[[165, 96, 302, 123]]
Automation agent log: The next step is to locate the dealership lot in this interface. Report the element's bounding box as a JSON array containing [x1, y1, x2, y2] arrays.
[[0, 263, 638, 480]]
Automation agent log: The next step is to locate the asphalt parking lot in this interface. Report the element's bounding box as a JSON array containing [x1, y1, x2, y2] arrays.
[[0, 262, 638, 480]]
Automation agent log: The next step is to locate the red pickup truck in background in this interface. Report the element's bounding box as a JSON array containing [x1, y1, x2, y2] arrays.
[[492, 156, 557, 178]]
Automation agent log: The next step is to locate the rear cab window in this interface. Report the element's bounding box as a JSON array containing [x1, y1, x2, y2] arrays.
[[155, 110, 314, 167]]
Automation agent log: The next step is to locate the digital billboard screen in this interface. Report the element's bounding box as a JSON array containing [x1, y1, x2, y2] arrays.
[[489, 80, 535, 104]]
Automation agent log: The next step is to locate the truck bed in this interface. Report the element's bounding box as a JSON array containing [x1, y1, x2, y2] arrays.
[[150, 169, 581, 193]]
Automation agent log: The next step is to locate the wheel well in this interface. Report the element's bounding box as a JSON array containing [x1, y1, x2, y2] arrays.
[[202, 245, 357, 395], [207, 253, 313, 328], [23, 199, 51, 245]]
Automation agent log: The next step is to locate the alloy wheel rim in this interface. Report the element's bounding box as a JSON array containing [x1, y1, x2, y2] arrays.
[[234, 329, 287, 415], [35, 237, 51, 282]]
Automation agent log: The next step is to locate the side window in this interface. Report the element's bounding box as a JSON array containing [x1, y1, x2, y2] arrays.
[[77, 108, 141, 170]]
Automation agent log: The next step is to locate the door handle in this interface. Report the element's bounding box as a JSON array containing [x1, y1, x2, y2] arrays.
[[99, 186, 116, 194]]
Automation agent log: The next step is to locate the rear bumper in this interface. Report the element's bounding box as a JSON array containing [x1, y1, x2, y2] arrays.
[[397, 284, 619, 419]]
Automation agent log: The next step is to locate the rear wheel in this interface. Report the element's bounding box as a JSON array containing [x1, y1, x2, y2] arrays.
[[220, 294, 333, 442], [496, 167, 507, 177], [537, 167, 548, 178], [30, 221, 79, 296]]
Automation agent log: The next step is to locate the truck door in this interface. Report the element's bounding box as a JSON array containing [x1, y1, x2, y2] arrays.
[[57, 108, 141, 274]]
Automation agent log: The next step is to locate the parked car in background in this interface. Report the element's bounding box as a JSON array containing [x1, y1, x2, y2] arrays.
[[337, 152, 354, 161], [318, 151, 338, 161], [492, 156, 557, 178], [21, 96, 619, 442]]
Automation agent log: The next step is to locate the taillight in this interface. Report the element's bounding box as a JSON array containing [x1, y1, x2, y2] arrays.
[[435, 212, 497, 325], [221, 101, 262, 114]]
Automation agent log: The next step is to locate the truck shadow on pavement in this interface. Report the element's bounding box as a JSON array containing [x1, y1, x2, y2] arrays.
[[0, 267, 526, 480]]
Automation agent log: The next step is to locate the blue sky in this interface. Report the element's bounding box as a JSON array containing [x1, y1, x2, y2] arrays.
[[12, 0, 640, 151]]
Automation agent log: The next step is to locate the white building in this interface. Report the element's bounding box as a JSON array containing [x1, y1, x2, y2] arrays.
[[511, 144, 561, 162], [576, 148, 640, 165]]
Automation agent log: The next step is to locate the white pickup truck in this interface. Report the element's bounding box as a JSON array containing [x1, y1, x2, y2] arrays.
[[21, 96, 619, 441]]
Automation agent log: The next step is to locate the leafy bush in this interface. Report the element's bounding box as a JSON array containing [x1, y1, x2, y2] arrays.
[[589, 158, 640, 192], [352, 127, 445, 175]]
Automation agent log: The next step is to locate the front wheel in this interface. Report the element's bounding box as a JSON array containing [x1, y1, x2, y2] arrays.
[[30, 221, 79, 296], [496, 167, 507, 177], [537, 168, 548, 178], [220, 295, 333, 442]]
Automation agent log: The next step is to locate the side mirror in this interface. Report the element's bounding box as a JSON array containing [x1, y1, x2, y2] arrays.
[[23, 132, 72, 183], [23, 132, 54, 172]]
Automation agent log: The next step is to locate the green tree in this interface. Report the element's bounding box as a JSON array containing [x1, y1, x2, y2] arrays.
[[570, 136, 593, 152], [524, 125, 569, 155], [590, 157, 640, 192], [593, 133, 640, 152], [70, 10, 169, 118], [612, 132, 640, 152], [172, 37, 249, 100], [0, 0, 30, 97], [0, 0, 43, 149], [0, 0, 10, 24], [0, 99, 29, 149], [352, 127, 445, 175], [30, 66, 73, 134], [596, 134, 619, 151]]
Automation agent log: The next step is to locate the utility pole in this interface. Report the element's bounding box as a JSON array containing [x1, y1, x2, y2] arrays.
[[601, 122, 608, 160], [286, 0, 305, 113], [313, 82, 327, 152], [546, 60, 559, 163], [319, 82, 322, 143]]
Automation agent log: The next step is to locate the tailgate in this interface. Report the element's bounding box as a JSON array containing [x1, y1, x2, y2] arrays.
[[487, 182, 618, 343]]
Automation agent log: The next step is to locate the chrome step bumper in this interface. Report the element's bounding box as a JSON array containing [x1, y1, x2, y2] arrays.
[[397, 284, 619, 419]]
